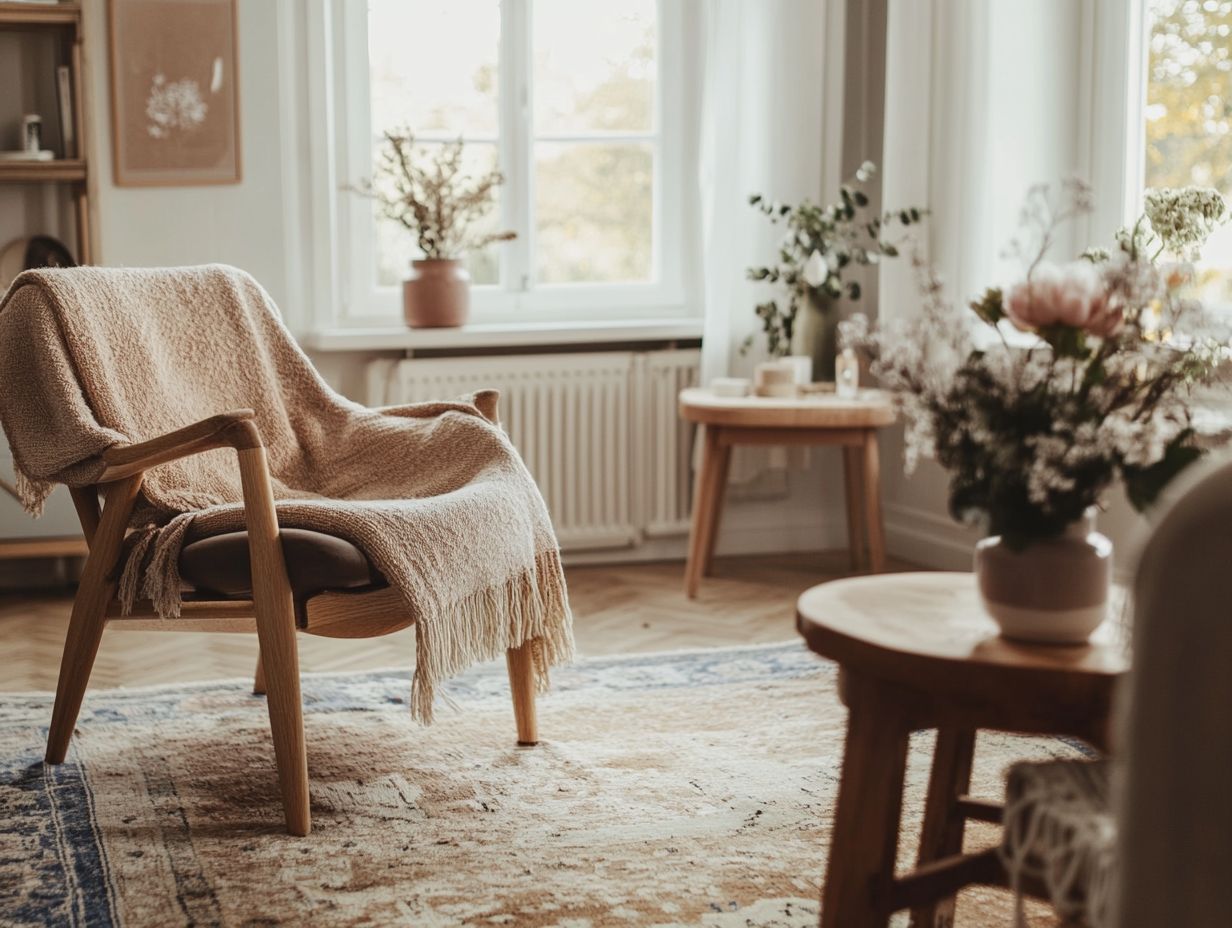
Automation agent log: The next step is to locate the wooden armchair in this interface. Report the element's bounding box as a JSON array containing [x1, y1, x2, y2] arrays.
[[46, 402, 540, 837]]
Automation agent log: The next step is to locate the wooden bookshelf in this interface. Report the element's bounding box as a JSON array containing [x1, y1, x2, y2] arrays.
[[0, 0, 90, 263], [1, 0, 93, 563]]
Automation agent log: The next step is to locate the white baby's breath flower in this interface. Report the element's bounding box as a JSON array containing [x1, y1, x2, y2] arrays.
[[1145, 186, 1228, 259], [838, 313, 870, 351]]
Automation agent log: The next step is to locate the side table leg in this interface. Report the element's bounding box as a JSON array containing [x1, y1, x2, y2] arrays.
[[910, 728, 977, 928], [821, 674, 912, 928], [684, 426, 729, 598], [861, 430, 886, 573], [702, 439, 732, 577], [843, 445, 867, 571]]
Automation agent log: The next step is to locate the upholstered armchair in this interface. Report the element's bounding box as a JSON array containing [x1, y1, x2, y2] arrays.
[[0, 266, 572, 838], [45, 404, 541, 837], [998, 453, 1232, 925]]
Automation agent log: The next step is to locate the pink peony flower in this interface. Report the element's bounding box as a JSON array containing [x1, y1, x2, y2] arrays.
[[1003, 261, 1117, 335]]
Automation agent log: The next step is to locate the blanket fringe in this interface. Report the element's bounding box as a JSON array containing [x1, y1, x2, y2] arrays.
[[118, 525, 158, 614], [411, 548, 575, 723], [117, 513, 194, 617], [999, 762, 1116, 928], [14, 469, 53, 517], [117, 519, 572, 723]]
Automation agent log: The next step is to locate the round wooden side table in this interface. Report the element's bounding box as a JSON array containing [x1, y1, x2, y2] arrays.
[[678, 388, 895, 598], [796, 572, 1128, 928]]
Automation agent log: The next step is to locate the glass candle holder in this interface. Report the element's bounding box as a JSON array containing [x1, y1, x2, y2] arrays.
[[836, 348, 859, 398]]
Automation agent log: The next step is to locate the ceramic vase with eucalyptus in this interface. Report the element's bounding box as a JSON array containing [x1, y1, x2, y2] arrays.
[[792, 290, 840, 382], [973, 508, 1112, 644], [403, 258, 471, 328]]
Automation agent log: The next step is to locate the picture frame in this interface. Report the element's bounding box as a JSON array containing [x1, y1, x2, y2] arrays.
[[107, 0, 241, 187]]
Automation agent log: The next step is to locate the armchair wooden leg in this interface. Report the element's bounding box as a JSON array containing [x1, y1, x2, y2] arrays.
[[254, 615, 308, 835], [46, 476, 143, 764], [239, 446, 310, 836], [506, 640, 539, 745], [253, 653, 267, 696]]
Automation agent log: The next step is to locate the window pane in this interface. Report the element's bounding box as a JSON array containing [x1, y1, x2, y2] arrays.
[[374, 141, 502, 287], [1147, 0, 1232, 300], [533, 0, 656, 135], [535, 142, 653, 284], [368, 0, 500, 138]]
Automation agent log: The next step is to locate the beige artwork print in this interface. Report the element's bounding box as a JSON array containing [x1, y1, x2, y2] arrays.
[[110, 0, 239, 185]]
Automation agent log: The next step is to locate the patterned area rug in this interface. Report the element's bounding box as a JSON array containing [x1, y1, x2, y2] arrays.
[[0, 643, 1074, 927]]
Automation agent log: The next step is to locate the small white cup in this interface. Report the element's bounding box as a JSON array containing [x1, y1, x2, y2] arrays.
[[710, 377, 751, 398]]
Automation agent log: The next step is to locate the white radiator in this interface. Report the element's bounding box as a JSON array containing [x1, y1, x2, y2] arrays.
[[366, 349, 701, 551]]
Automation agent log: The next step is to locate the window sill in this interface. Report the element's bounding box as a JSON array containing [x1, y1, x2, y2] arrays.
[[300, 317, 705, 352]]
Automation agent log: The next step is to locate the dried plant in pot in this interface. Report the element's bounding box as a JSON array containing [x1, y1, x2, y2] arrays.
[[353, 131, 516, 328]]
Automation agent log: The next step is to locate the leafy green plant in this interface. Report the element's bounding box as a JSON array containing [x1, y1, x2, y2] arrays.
[[744, 162, 923, 356]]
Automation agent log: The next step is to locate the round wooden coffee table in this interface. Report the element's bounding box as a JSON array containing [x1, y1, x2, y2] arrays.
[[796, 572, 1128, 928], [679, 388, 895, 597]]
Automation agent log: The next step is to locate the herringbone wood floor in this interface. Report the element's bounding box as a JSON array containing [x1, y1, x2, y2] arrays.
[[1, 551, 914, 691]]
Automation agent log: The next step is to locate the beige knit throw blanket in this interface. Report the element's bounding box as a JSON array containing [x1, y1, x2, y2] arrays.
[[0, 265, 573, 721]]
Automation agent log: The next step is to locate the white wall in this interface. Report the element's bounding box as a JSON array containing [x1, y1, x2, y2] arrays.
[[83, 0, 300, 311], [878, 0, 1151, 573]]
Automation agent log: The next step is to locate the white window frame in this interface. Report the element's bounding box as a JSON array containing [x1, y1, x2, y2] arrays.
[[1083, 0, 1150, 241], [322, 0, 690, 329], [1098, 0, 1232, 316]]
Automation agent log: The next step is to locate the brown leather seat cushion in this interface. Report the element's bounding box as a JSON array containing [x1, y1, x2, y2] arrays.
[[179, 528, 380, 599]]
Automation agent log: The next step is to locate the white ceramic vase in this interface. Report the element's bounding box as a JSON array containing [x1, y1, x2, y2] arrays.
[[973, 508, 1112, 644]]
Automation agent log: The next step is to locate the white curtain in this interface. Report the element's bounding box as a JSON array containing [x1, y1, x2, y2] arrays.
[[696, 0, 830, 386], [879, 0, 1098, 317], [693, 0, 831, 485]]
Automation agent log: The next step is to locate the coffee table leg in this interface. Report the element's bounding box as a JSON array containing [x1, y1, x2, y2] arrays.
[[910, 728, 977, 928], [843, 445, 867, 571], [822, 673, 911, 928], [684, 426, 729, 598]]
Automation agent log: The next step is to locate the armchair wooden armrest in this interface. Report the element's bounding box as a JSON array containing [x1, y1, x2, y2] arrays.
[[55, 405, 309, 834], [99, 409, 260, 481]]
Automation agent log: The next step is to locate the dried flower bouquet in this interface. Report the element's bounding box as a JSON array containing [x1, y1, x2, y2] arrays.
[[355, 130, 516, 260], [843, 180, 1230, 545]]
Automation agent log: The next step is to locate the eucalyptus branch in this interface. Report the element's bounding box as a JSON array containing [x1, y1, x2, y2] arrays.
[[744, 160, 924, 358]]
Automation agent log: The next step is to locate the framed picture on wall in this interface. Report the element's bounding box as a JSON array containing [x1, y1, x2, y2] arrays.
[[108, 0, 241, 186]]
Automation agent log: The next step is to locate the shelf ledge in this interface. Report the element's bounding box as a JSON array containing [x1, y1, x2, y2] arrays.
[[0, 159, 86, 183], [0, 1, 81, 27], [301, 317, 705, 352]]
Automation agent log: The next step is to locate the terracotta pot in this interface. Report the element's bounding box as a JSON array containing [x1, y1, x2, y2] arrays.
[[974, 508, 1112, 644], [402, 259, 470, 328]]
